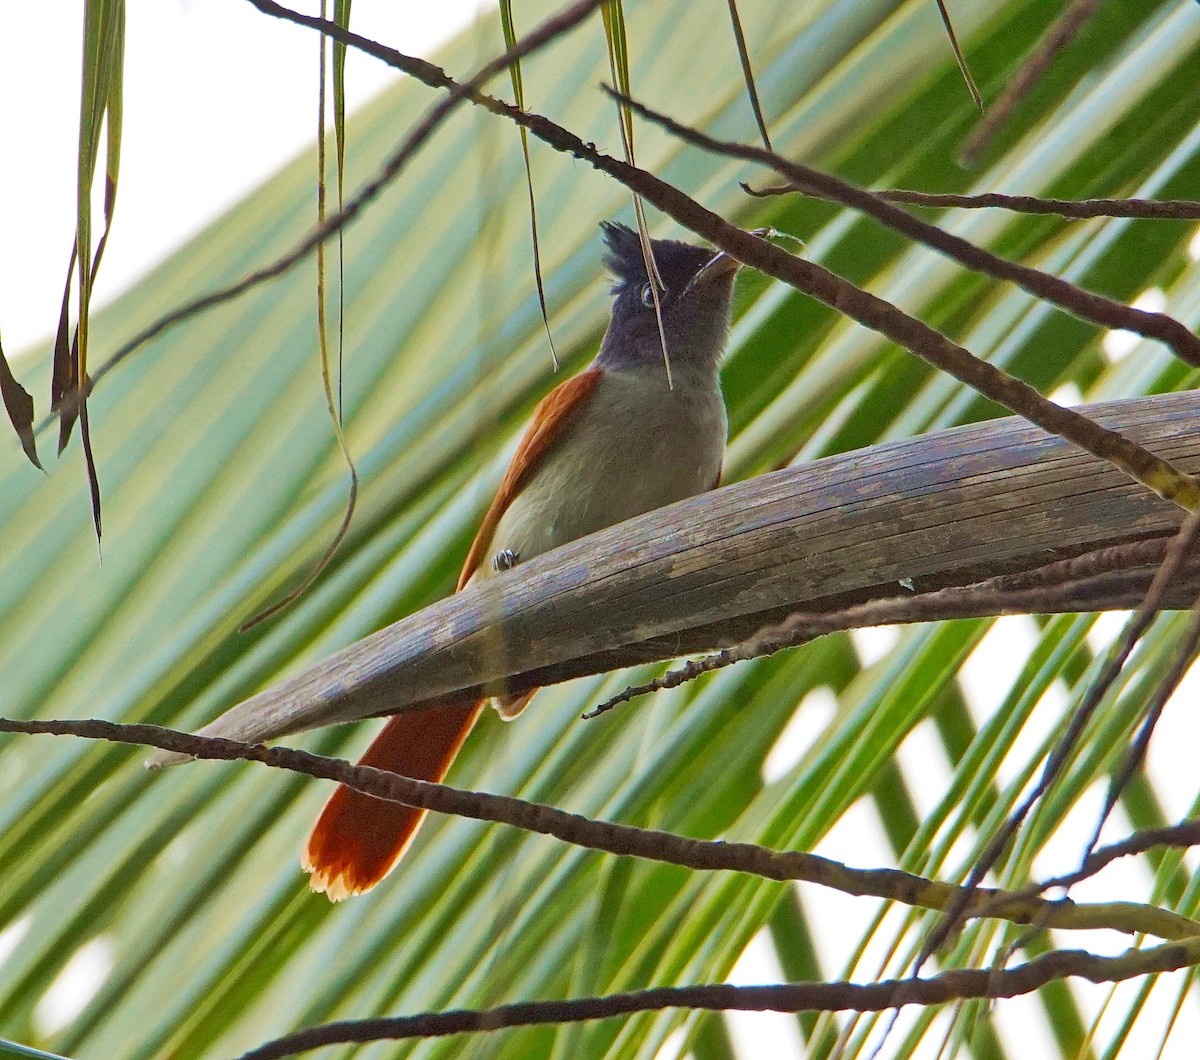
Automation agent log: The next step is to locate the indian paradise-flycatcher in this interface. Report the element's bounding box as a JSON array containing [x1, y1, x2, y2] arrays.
[[155, 222, 740, 900]]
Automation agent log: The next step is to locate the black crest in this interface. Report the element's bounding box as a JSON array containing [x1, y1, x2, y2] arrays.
[[600, 222, 713, 292], [600, 222, 648, 286]]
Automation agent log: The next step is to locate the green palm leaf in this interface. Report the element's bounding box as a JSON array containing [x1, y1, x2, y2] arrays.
[[2, 1, 1200, 1057]]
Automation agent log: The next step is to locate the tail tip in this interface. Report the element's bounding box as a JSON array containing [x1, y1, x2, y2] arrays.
[[301, 846, 382, 903]]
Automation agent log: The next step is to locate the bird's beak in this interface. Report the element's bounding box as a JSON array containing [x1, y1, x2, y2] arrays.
[[686, 250, 742, 292]]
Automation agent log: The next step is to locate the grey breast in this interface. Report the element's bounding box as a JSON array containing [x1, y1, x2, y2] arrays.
[[484, 364, 726, 571]]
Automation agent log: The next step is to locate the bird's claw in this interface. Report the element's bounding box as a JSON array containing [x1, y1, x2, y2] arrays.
[[493, 549, 519, 572]]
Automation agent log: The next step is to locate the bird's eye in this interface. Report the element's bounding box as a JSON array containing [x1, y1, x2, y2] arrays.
[[640, 282, 668, 307]]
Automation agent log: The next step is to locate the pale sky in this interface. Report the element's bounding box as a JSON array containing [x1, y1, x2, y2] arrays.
[[0, 0, 484, 354]]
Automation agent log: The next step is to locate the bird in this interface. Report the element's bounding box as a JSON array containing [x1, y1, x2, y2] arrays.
[[302, 221, 740, 899]]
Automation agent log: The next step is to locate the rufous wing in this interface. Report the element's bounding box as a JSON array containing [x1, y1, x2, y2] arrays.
[[458, 367, 603, 588]]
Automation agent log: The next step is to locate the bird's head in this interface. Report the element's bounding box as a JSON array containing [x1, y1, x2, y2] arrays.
[[595, 222, 739, 374]]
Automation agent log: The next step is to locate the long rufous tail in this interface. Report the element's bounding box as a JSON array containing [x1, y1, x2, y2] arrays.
[[302, 701, 483, 900]]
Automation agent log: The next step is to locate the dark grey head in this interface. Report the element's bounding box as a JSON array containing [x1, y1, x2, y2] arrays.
[[594, 222, 738, 374]]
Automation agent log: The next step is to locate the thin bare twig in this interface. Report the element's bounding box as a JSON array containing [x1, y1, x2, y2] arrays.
[[239, 937, 1200, 1058], [586, 538, 1196, 716], [610, 88, 1200, 369], [872, 188, 1200, 220], [1049, 819, 1200, 892], [960, 0, 1107, 165], [2, 715, 1193, 942], [939, 816, 1200, 968], [951, 817, 1200, 955]]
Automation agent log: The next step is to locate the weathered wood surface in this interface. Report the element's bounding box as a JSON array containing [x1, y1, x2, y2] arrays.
[[184, 391, 1197, 749]]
